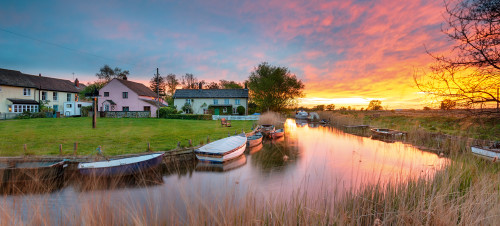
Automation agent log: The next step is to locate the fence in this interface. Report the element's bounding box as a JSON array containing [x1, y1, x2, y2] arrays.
[[100, 111, 151, 118], [0, 113, 17, 120], [212, 115, 259, 121]]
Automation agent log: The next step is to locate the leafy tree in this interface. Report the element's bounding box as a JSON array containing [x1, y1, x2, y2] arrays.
[[339, 106, 347, 111], [219, 80, 243, 89], [79, 81, 106, 101], [165, 74, 180, 96], [313, 105, 325, 111], [248, 102, 258, 115], [237, 106, 245, 115], [248, 62, 305, 112], [415, 0, 500, 110], [149, 74, 166, 99], [181, 73, 198, 89], [367, 100, 383, 110], [326, 104, 335, 111], [181, 102, 193, 114], [205, 82, 220, 89], [96, 65, 129, 81], [440, 99, 457, 110]]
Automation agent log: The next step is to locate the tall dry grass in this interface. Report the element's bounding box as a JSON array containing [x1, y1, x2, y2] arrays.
[[258, 111, 285, 128]]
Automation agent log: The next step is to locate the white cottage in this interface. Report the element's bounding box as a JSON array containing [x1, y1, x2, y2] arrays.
[[173, 88, 249, 115]]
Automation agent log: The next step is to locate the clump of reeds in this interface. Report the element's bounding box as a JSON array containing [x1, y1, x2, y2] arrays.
[[258, 111, 285, 128]]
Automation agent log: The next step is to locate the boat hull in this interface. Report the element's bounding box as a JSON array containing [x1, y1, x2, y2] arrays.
[[195, 144, 246, 163], [471, 146, 500, 161], [0, 161, 65, 194], [271, 129, 284, 139], [247, 133, 263, 147], [78, 153, 164, 177]]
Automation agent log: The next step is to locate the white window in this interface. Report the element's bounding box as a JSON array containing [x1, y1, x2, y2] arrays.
[[213, 99, 218, 105], [9, 104, 38, 113], [186, 99, 191, 105], [223, 107, 227, 113], [104, 104, 110, 111], [23, 88, 31, 96], [53, 92, 58, 101], [42, 92, 47, 100], [224, 99, 229, 105], [67, 93, 71, 101], [235, 99, 240, 105], [66, 104, 72, 108]]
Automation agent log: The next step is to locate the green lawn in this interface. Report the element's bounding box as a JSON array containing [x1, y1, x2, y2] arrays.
[[0, 118, 254, 156]]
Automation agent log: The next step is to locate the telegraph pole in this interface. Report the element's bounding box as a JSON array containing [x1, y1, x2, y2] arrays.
[[156, 68, 160, 118]]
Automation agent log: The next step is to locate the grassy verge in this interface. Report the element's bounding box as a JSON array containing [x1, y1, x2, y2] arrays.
[[0, 118, 254, 156]]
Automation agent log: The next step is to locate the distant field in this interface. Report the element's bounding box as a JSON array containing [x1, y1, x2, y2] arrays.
[[0, 118, 254, 156]]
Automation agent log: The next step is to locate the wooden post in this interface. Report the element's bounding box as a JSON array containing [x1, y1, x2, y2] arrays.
[[147, 142, 151, 152], [177, 141, 181, 148], [188, 139, 192, 147], [24, 144, 27, 155], [234, 131, 237, 135], [59, 144, 62, 155], [92, 97, 97, 129], [74, 142, 78, 156], [228, 132, 230, 137], [207, 135, 210, 143]]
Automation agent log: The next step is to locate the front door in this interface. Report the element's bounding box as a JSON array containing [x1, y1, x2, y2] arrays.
[[53, 105, 59, 112], [214, 108, 219, 115]]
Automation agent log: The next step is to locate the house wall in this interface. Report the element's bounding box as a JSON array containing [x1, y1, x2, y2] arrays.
[[173, 98, 248, 115], [98, 79, 160, 117], [0, 85, 78, 114], [36, 90, 78, 113]]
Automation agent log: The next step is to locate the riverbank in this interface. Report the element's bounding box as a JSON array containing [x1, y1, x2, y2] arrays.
[[0, 118, 254, 156]]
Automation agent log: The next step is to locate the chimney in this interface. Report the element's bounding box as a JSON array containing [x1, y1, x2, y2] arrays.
[[244, 82, 248, 89], [198, 82, 202, 89], [75, 78, 80, 87], [39, 73, 42, 77], [122, 75, 128, 80]]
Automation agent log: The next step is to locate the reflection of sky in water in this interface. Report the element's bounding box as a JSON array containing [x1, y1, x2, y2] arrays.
[[0, 119, 448, 222]]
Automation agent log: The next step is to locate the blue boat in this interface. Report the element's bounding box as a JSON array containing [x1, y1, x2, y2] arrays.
[[78, 153, 164, 177]]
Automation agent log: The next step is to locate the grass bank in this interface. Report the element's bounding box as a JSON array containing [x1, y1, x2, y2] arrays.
[[0, 118, 254, 156]]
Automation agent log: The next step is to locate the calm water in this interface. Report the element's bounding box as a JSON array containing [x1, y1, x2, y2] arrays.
[[1, 119, 448, 222]]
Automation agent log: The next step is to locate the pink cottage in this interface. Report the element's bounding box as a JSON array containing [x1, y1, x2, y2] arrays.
[[98, 78, 167, 117]]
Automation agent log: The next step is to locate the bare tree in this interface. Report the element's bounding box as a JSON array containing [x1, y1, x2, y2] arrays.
[[96, 65, 130, 81], [165, 74, 179, 96], [205, 82, 220, 89], [414, 0, 499, 112], [181, 73, 198, 89]]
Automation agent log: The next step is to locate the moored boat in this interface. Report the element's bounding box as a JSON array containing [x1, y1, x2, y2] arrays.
[[195, 135, 247, 163], [295, 110, 308, 119], [370, 128, 405, 137], [78, 153, 165, 177], [271, 128, 284, 139], [247, 132, 263, 147], [471, 145, 500, 161], [195, 155, 247, 172], [0, 160, 66, 193], [260, 124, 275, 138]]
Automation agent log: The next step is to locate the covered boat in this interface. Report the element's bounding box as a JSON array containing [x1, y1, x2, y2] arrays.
[[78, 153, 164, 177], [247, 132, 263, 147], [295, 110, 308, 119], [370, 128, 405, 138], [195, 135, 247, 163], [471, 145, 500, 161], [271, 128, 284, 139]]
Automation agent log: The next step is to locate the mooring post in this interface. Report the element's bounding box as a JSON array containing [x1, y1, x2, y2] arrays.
[[228, 132, 230, 137], [189, 139, 192, 147], [147, 142, 151, 152], [207, 135, 210, 143], [242, 129, 244, 134], [177, 141, 181, 148], [59, 144, 62, 155], [24, 144, 27, 155], [74, 142, 78, 156]]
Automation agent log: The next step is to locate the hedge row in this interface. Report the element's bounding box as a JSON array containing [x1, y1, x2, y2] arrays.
[[161, 114, 212, 120]]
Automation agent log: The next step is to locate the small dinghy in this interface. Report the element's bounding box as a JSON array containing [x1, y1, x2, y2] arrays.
[[0, 160, 66, 193], [195, 135, 247, 163], [78, 153, 164, 177], [295, 110, 308, 119], [271, 128, 284, 139], [370, 128, 405, 137], [247, 132, 263, 147], [260, 124, 275, 138], [471, 144, 500, 161]]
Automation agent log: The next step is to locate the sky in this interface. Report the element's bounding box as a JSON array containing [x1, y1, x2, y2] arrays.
[[0, 0, 454, 109]]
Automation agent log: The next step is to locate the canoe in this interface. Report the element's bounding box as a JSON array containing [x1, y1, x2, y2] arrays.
[[260, 124, 275, 138], [195, 135, 247, 163], [0, 160, 66, 193], [370, 128, 405, 137], [247, 132, 263, 147], [471, 146, 500, 161], [78, 153, 164, 177], [271, 128, 284, 139], [195, 155, 247, 172]]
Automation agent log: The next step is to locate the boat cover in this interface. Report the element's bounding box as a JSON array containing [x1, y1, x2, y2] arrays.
[[197, 136, 247, 154], [78, 153, 163, 169]]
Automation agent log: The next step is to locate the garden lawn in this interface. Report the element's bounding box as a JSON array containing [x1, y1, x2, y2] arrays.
[[0, 118, 254, 156]]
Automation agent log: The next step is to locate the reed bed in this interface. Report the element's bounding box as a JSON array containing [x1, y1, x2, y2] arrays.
[[257, 111, 285, 128]]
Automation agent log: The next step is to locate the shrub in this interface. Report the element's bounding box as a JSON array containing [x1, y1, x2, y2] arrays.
[[16, 111, 46, 119], [237, 106, 245, 115], [80, 106, 93, 117], [162, 114, 212, 120], [158, 106, 177, 118], [181, 103, 193, 114]]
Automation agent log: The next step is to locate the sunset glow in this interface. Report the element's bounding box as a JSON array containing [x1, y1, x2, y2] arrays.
[[0, 0, 454, 108]]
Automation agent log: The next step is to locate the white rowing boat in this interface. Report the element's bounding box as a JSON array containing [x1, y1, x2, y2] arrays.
[[471, 146, 500, 161], [195, 135, 247, 163]]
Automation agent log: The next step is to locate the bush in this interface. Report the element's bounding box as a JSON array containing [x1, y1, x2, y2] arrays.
[[162, 114, 212, 120], [158, 106, 177, 118], [237, 106, 245, 115], [181, 103, 193, 114], [16, 111, 46, 119], [81, 106, 93, 117]]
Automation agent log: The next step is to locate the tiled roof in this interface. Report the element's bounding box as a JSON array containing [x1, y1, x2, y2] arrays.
[[140, 99, 168, 107], [7, 98, 39, 104], [173, 89, 249, 99], [115, 79, 157, 97], [0, 68, 84, 93]]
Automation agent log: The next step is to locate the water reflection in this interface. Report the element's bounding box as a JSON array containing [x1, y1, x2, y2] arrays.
[[196, 155, 247, 173]]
